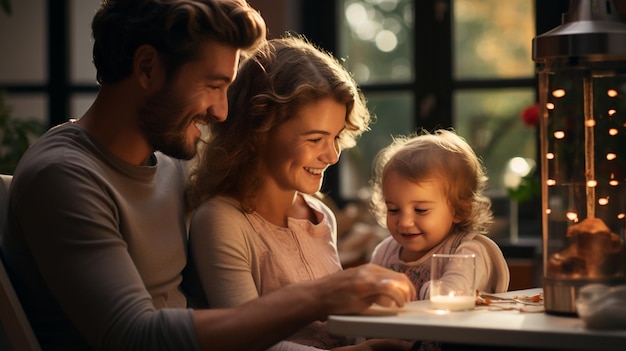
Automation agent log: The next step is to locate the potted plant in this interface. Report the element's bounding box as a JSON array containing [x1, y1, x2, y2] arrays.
[[0, 91, 45, 174], [0, 0, 9, 15], [1, 0, 46, 174]]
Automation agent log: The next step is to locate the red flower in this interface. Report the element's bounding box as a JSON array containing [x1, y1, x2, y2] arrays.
[[520, 103, 539, 127]]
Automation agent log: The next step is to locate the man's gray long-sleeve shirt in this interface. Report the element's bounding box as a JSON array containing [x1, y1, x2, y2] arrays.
[[2, 122, 199, 350]]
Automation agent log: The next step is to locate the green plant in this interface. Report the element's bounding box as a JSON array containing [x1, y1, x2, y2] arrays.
[[0, 0, 10, 16], [1, 0, 45, 174], [0, 90, 45, 174], [506, 172, 540, 202]]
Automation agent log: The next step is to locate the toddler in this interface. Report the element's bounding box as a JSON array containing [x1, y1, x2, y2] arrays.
[[370, 129, 510, 300]]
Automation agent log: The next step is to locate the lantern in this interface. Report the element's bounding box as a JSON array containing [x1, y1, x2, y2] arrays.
[[533, 0, 626, 315]]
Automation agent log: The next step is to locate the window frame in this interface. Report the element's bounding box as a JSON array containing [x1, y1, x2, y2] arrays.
[[300, 0, 569, 209], [0, 0, 571, 211]]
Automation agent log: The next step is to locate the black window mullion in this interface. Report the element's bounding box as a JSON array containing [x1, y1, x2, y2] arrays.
[[415, 0, 453, 132], [300, 0, 344, 205], [47, 0, 70, 128]]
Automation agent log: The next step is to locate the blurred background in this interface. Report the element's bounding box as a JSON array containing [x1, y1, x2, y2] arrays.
[[4, 0, 624, 289]]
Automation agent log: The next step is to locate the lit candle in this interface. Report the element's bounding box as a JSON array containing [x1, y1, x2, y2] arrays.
[[430, 294, 475, 311]]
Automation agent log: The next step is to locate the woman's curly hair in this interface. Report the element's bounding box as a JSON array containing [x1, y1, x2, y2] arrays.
[[187, 34, 372, 211]]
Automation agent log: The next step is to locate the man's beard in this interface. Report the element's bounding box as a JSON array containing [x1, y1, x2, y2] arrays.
[[138, 88, 201, 160]]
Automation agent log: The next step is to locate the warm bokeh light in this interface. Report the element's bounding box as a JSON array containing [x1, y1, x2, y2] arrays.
[[598, 197, 609, 206], [619, 213, 625, 220], [552, 89, 566, 98], [566, 212, 579, 222], [503, 157, 535, 189], [609, 128, 619, 136], [546, 102, 555, 110], [546, 152, 554, 159], [610, 180, 619, 186], [608, 109, 616, 116], [508, 157, 533, 175], [607, 153, 617, 160], [585, 119, 596, 127], [547, 179, 556, 186], [607, 89, 618, 97], [375, 30, 398, 52], [345, 3, 376, 41], [341, 0, 412, 83], [553, 131, 565, 139]]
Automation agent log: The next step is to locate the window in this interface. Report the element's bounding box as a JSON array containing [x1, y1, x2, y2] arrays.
[[337, 0, 536, 197], [1, 0, 571, 239], [452, 0, 536, 196], [0, 0, 100, 130], [337, 0, 415, 199], [301, 0, 572, 238]]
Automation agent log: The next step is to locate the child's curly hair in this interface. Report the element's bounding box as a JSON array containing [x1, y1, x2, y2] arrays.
[[370, 129, 493, 234]]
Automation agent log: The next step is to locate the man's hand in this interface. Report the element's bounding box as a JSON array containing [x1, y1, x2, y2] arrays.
[[310, 263, 416, 318]]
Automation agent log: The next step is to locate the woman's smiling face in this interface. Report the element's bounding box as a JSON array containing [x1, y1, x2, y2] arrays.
[[383, 170, 460, 261], [261, 97, 346, 195]]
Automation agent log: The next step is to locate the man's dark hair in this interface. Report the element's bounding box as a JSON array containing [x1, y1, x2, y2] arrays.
[[92, 0, 266, 84]]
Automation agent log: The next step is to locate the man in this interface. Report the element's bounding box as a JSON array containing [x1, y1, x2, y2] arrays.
[[1, 1, 415, 350]]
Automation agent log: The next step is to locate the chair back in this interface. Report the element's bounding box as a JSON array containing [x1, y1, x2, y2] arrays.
[[0, 174, 10, 240], [0, 174, 41, 350]]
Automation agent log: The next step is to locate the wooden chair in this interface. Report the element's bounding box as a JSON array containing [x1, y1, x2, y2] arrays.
[[0, 174, 41, 350]]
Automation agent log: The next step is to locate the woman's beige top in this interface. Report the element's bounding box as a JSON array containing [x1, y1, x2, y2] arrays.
[[185, 194, 345, 350]]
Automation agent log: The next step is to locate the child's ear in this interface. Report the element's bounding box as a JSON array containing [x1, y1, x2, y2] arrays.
[[452, 200, 470, 223]]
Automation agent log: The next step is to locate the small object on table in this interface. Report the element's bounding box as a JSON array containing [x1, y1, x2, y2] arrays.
[[431, 294, 476, 311], [430, 253, 476, 311]]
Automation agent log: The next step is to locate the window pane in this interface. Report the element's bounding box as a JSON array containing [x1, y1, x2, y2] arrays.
[[454, 89, 536, 194], [340, 91, 414, 198], [453, 0, 535, 79], [71, 93, 97, 119], [0, 0, 46, 83], [338, 0, 414, 84], [70, 0, 101, 84], [4, 93, 47, 125]]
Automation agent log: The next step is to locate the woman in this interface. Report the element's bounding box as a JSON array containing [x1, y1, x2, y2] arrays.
[[185, 35, 411, 351]]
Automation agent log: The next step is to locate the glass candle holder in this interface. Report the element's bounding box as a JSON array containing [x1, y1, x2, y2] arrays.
[[430, 253, 476, 311]]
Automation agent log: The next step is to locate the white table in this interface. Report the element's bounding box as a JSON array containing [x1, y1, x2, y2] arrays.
[[327, 288, 626, 351]]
